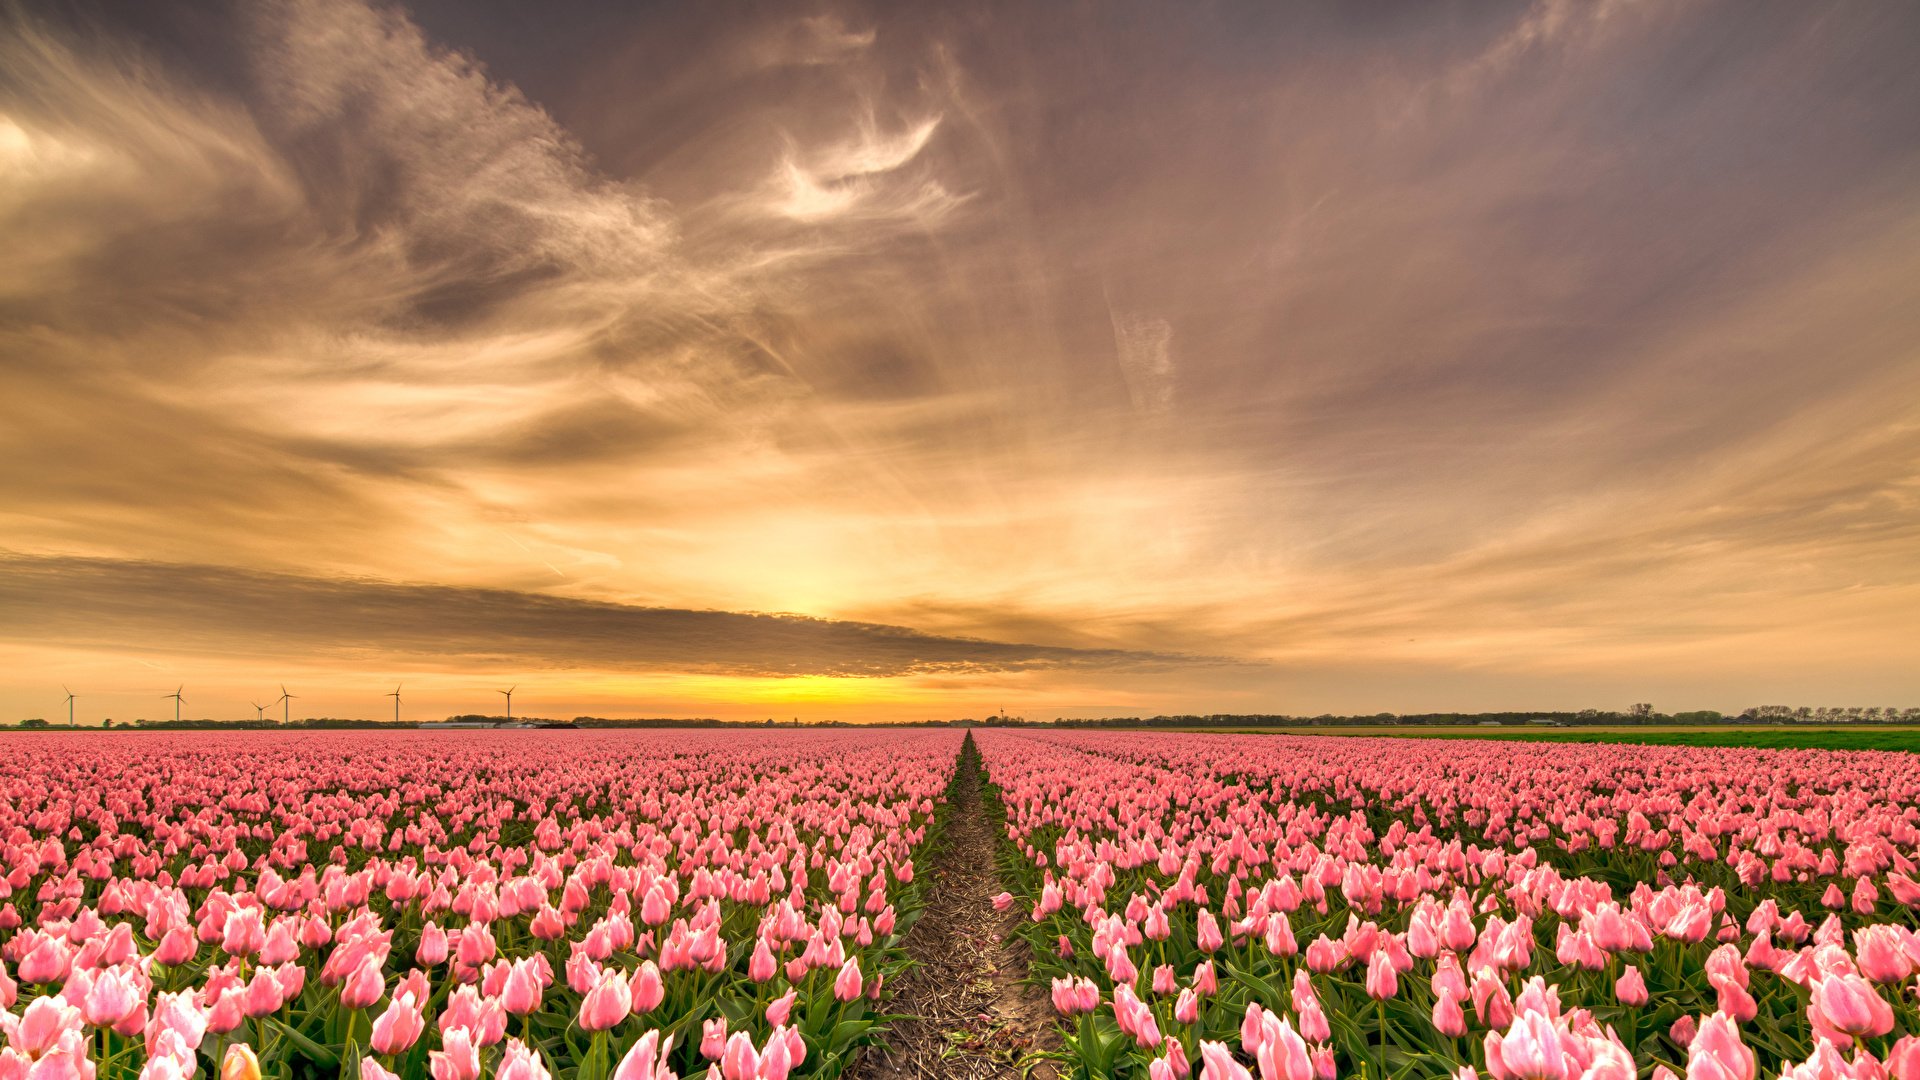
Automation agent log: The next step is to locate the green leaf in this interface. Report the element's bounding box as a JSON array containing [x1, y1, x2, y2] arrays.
[[268, 1018, 339, 1066]]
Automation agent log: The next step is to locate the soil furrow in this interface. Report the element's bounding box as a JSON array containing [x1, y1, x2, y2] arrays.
[[854, 733, 1060, 1080]]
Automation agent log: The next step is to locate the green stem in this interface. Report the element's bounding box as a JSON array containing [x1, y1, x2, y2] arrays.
[[1377, 996, 1388, 1080]]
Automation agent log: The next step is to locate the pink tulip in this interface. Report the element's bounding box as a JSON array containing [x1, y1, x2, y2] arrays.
[[7, 997, 85, 1058], [1433, 987, 1467, 1039], [1686, 1014, 1755, 1080], [1296, 997, 1330, 1044], [145, 990, 208, 1061], [833, 957, 863, 1002], [1714, 978, 1757, 1024], [417, 923, 449, 967], [370, 992, 425, 1054], [749, 938, 778, 983], [1154, 965, 1179, 995], [154, 926, 197, 968], [631, 961, 665, 1014], [139, 1057, 192, 1080], [1584, 1040, 1635, 1080], [339, 954, 385, 1010], [579, 969, 630, 1031], [612, 1031, 678, 1080], [1810, 974, 1895, 1042], [1615, 965, 1648, 1007], [239, 969, 282, 1019], [1198, 1040, 1253, 1080], [766, 989, 798, 1027], [495, 1039, 551, 1080], [499, 959, 544, 1016], [1254, 1015, 1312, 1080], [82, 967, 141, 1027], [639, 887, 671, 928], [1052, 977, 1094, 1016], [1192, 962, 1218, 995], [758, 1028, 795, 1080], [221, 909, 267, 959], [1489, 1012, 1566, 1080], [260, 921, 301, 966], [429, 1028, 482, 1080], [720, 1032, 758, 1080], [18, 936, 71, 985], [1884, 1037, 1920, 1080], [1853, 925, 1914, 984], [1196, 909, 1223, 953], [1364, 949, 1398, 1000], [206, 986, 249, 1035]]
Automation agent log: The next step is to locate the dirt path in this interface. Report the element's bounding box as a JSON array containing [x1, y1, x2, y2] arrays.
[[854, 734, 1061, 1080]]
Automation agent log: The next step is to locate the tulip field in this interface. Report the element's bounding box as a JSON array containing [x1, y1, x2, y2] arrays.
[[977, 731, 1920, 1080], [0, 731, 952, 1080], [2, 729, 1918, 1080]]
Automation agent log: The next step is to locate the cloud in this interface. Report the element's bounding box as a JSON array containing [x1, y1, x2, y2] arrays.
[[2, 0, 1918, 715], [0, 553, 1210, 678], [767, 113, 960, 226], [1108, 309, 1175, 415], [747, 14, 877, 69]]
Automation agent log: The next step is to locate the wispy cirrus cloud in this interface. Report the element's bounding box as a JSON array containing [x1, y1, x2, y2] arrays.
[[3, 0, 1919, 720]]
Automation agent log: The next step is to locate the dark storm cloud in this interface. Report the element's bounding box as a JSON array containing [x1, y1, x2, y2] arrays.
[[0, 554, 1207, 677]]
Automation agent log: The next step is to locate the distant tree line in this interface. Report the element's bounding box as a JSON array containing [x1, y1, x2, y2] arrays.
[[1736, 705, 1920, 723], [1049, 706, 1920, 728]]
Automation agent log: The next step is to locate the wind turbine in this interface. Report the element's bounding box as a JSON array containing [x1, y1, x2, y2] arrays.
[[165, 685, 185, 723], [496, 685, 515, 723], [250, 700, 268, 722], [62, 686, 75, 728], [386, 684, 403, 724], [275, 685, 296, 725]]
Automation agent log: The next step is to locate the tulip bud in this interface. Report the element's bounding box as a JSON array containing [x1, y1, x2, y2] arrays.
[[1616, 965, 1649, 1007], [221, 1044, 262, 1080], [833, 956, 863, 1002], [1432, 987, 1467, 1039]]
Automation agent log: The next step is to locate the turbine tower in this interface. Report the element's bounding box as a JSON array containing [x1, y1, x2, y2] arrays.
[[497, 685, 515, 723], [166, 685, 185, 724], [386, 684, 403, 724], [62, 686, 75, 728], [275, 685, 297, 725]]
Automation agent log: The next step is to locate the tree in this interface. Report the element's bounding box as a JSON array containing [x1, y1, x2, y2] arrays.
[[19, 717, 48, 728]]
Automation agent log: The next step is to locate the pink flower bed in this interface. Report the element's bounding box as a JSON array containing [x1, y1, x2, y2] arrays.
[[0, 730, 958, 1080], [977, 730, 1920, 1080]]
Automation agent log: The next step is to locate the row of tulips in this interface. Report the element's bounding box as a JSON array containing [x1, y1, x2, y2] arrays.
[[974, 731, 1920, 1080], [0, 730, 964, 1080]]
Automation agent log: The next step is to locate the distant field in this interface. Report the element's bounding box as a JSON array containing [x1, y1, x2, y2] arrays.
[[1144, 724, 1920, 752]]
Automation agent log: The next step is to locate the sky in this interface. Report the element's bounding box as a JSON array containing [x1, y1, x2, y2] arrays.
[[2, 0, 1918, 724]]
